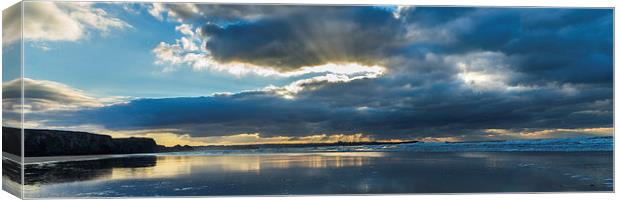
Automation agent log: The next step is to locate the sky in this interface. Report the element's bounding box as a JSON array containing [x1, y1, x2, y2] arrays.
[[1, 2, 614, 146]]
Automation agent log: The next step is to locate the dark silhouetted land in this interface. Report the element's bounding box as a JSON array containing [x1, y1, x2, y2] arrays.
[[1, 127, 418, 157]]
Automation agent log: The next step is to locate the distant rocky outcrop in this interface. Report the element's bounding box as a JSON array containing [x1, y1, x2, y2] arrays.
[[2, 127, 162, 157], [159, 144, 194, 152]]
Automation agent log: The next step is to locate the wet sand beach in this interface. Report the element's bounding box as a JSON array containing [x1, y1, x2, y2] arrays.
[[3, 151, 612, 198]]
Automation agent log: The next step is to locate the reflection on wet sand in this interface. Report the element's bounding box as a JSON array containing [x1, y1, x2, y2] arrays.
[[110, 156, 192, 180], [25, 156, 157, 185], [24, 152, 384, 185], [108, 153, 382, 182]]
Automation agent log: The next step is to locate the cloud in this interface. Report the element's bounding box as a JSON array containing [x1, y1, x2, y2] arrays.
[[2, 2, 131, 45], [264, 72, 384, 99], [483, 127, 613, 140], [200, 6, 408, 70], [409, 8, 613, 85], [62, 3, 132, 35], [445, 51, 527, 92], [2, 78, 128, 113], [152, 23, 210, 72], [21, 6, 613, 143], [2, 3, 22, 46], [147, 3, 300, 23]]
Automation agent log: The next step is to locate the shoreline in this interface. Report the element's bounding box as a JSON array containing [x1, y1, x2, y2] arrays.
[[4, 150, 614, 165], [2, 152, 156, 165]]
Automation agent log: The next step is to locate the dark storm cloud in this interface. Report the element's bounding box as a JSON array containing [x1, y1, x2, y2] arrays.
[[46, 92, 337, 136], [43, 72, 612, 139], [201, 6, 409, 70], [195, 6, 612, 85], [412, 8, 613, 85]]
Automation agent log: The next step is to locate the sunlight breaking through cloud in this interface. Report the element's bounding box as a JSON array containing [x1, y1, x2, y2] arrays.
[[152, 23, 386, 78]]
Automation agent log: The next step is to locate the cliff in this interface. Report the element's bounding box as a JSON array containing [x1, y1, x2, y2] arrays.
[[2, 127, 21, 156], [2, 127, 161, 157]]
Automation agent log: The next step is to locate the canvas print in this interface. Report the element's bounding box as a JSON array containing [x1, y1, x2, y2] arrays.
[[1, 1, 614, 198]]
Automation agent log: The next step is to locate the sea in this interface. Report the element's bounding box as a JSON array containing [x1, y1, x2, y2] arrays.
[[2, 136, 613, 198]]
